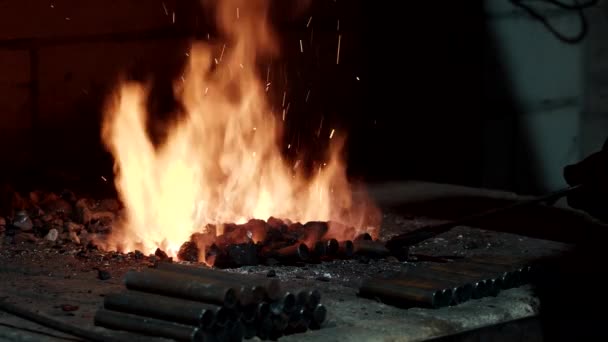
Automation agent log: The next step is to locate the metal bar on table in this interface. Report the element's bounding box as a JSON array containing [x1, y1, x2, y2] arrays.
[[94, 309, 204, 342], [155, 262, 280, 301], [103, 291, 217, 329], [0, 299, 127, 342], [359, 279, 451, 309], [124, 269, 237, 308]]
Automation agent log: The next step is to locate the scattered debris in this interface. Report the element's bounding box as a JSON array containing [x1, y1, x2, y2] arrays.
[[45, 229, 59, 242], [98, 269, 111, 280]]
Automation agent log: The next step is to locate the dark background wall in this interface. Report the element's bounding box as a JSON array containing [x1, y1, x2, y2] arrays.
[[1, 0, 603, 196]]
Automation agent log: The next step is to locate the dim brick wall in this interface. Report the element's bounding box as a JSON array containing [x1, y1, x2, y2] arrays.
[[0, 0, 173, 40], [0, 0, 191, 175]]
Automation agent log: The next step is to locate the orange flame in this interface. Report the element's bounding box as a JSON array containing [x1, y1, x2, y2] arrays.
[[100, 0, 378, 260]]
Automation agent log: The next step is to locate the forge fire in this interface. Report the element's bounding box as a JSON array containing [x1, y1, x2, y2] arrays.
[[3, 0, 608, 341], [99, 0, 378, 261]]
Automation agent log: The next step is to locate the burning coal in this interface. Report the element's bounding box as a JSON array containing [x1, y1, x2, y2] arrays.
[[100, 0, 379, 260]]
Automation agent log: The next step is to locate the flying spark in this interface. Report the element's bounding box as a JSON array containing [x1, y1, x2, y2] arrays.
[[50, 4, 55, 9], [282, 91, 287, 107], [305, 89, 311, 102], [336, 35, 342, 65], [65, 17, 71, 21], [300, 40, 304, 53], [219, 44, 226, 62], [172, 11, 175, 24], [306, 16, 313, 28], [356, 76, 360, 81], [101, 176, 107, 182], [236, 7, 240, 19], [337, 20, 340, 31], [162, 2, 168, 15], [329, 129, 335, 139]]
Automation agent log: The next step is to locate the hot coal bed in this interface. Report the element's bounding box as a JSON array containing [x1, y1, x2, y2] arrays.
[[0, 183, 579, 342]]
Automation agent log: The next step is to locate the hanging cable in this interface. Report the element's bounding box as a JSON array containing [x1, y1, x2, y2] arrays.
[[509, 0, 600, 44]]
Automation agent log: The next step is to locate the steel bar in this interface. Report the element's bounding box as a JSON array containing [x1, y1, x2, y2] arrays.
[[359, 279, 451, 308], [325, 239, 340, 256], [354, 233, 372, 241], [272, 243, 310, 264], [307, 304, 327, 330], [311, 240, 327, 262], [103, 291, 217, 329], [388, 277, 473, 305], [212, 320, 244, 342], [387, 278, 456, 305], [406, 268, 485, 300], [124, 269, 237, 308], [270, 292, 297, 315], [386, 185, 584, 250], [94, 309, 204, 342], [337, 240, 354, 258], [0, 299, 127, 342], [431, 263, 515, 289], [155, 262, 278, 302], [424, 266, 495, 298], [353, 240, 390, 257]]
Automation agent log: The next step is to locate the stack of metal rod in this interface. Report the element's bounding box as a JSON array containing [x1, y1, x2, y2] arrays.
[[359, 255, 535, 309], [94, 262, 327, 341]]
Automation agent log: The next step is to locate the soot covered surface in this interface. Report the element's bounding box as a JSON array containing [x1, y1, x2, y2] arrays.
[[0, 182, 577, 341]]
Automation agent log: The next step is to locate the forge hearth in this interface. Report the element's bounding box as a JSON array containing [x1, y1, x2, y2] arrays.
[[0, 182, 583, 342]]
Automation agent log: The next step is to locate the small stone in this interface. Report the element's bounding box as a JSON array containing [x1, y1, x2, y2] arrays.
[[44, 228, 59, 242], [13, 211, 33, 231], [61, 304, 79, 312], [315, 276, 331, 282], [69, 231, 80, 244], [266, 270, 276, 277], [97, 269, 111, 280], [375, 310, 383, 314]]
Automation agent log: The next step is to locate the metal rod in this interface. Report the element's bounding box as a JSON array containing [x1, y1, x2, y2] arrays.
[[337, 240, 354, 258], [155, 262, 277, 302], [359, 279, 450, 308], [271, 243, 310, 264], [0, 299, 126, 342], [124, 269, 237, 308], [386, 184, 584, 250], [353, 240, 390, 257], [307, 304, 327, 330], [103, 291, 217, 329], [270, 292, 297, 315], [402, 267, 489, 299], [94, 309, 204, 342], [325, 239, 340, 256], [388, 277, 472, 305]]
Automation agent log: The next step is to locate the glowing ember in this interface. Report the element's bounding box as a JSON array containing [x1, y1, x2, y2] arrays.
[[100, 0, 378, 261]]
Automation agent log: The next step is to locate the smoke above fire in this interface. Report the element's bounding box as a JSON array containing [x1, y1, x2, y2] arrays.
[[100, 0, 379, 259]]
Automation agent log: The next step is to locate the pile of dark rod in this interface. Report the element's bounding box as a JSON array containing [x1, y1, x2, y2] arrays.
[[94, 262, 327, 341], [359, 255, 535, 309], [173, 219, 402, 268]]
